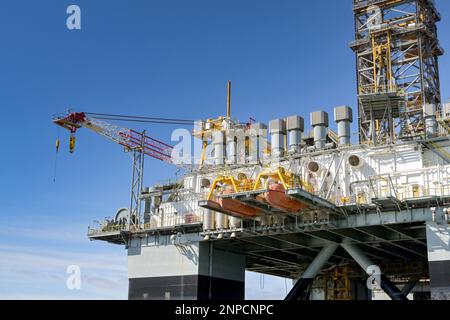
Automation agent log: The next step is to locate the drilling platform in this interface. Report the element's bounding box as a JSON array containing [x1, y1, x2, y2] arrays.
[[54, 0, 450, 300]]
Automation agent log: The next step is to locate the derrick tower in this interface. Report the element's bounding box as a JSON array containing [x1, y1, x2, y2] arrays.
[[350, 0, 443, 145]]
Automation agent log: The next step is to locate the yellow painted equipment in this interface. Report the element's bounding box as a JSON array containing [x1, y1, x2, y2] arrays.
[[253, 167, 310, 192], [69, 135, 76, 154], [324, 266, 352, 300], [207, 176, 260, 218]]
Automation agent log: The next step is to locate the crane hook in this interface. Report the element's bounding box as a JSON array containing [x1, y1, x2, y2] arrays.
[[69, 134, 76, 154]]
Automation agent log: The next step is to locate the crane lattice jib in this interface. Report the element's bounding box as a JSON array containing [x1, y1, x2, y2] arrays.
[[53, 112, 173, 163]]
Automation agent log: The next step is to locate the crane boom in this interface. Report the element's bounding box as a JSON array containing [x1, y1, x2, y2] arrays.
[[53, 111, 174, 163]]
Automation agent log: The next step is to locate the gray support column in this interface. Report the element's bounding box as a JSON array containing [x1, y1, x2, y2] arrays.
[[285, 244, 338, 301], [128, 234, 245, 300], [198, 241, 246, 300], [269, 119, 286, 157], [341, 243, 408, 300], [286, 115, 304, 154], [426, 219, 450, 300], [334, 106, 353, 146], [311, 111, 329, 150]]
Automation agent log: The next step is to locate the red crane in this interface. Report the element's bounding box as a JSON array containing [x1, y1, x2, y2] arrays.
[[52, 110, 194, 228], [52, 111, 175, 162]]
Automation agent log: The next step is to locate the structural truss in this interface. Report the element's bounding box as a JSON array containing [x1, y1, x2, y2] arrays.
[[350, 0, 443, 144]]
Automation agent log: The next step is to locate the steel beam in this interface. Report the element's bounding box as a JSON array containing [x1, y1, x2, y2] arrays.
[[402, 279, 417, 296], [285, 244, 338, 301], [341, 243, 408, 300]]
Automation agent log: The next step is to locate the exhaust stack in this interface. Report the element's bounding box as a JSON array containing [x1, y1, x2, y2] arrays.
[[249, 123, 267, 162], [311, 111, 329, 150], [334, 106, 353, 146], [424, 104, 438, 138], [269, 119, 287, 157], [286, 115, 304, 154]]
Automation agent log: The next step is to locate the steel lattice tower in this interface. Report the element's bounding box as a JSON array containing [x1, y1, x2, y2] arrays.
[[351, 0, 443, 145]]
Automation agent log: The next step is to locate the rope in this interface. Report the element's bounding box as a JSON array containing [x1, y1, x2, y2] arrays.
[[85, 112, 195, 124]]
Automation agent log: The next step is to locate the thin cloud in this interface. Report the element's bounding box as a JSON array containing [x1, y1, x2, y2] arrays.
[[0, 243, 127, 299]]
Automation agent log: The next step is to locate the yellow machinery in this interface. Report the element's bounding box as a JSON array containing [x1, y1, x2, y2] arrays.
[[207, 167, 312, 201], [323, 266, 352, 300], [192, 81, 238, 167], [207, 175, 253, 201], [253, 167, 310, 192]]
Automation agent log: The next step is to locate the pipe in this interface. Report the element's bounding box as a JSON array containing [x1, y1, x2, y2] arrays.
[[203, 209, 215, 232], [229, 216, 241, 238], [334, 106, 353, 146], [215, 212, 229, 229], [286, 115, 304, 154], [226, 130, 237, 165], [311, 111, 329, 150], [213, 131, 226, 166], [285, 244, 338, 301], [313, 126, 326, 149], [341, 243, 408, 300]]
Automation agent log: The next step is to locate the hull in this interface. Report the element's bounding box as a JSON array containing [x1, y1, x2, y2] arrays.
[[218, 186, 260, 218], [263, 183, 308, 212]]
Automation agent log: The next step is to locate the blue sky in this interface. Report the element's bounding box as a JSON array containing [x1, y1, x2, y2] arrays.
[[0, 0, 449, 299]]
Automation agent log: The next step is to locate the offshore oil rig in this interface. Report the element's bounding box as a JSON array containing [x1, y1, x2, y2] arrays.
[[54, 0, 450, 300]]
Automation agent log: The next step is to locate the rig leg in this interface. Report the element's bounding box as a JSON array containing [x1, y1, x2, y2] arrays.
[[285, 244, 338, 301], [426, 220, 450, 300], [401, 279, 417, 296], [127, 234, 245, 300], [341, 243, 408, 300]]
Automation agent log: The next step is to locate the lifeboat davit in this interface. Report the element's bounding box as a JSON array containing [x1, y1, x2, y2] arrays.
[[263, 183, 308, 213], [218, 186, 260, 218]]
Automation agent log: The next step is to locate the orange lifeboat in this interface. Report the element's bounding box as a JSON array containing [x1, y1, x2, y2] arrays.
[[263, 182, 308, 213], [218, 186, 260, 218]]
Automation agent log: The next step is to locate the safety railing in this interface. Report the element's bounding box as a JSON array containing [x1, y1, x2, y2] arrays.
[[367, 166, 450, 202], [88, 223, 128, 236], [153, 214, 203, 229], [359, 83, 400, 95], [88, 213, 203, 236]]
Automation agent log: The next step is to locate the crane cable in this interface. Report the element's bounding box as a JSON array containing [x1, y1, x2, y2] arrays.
[[85, 112, 253, 126], [53, 128, 61, 183], [90, 117, 195, 126], [85, 112, 196, 125]]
